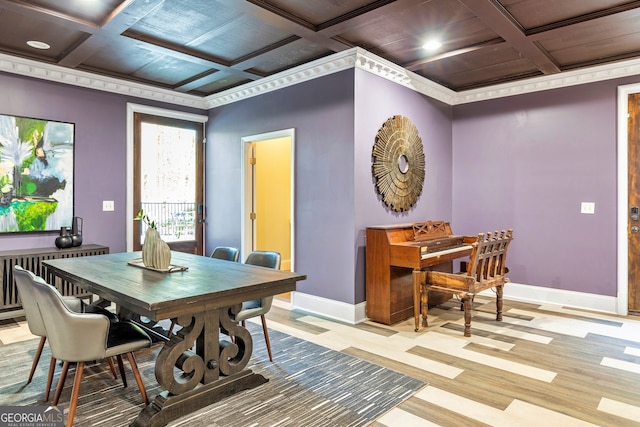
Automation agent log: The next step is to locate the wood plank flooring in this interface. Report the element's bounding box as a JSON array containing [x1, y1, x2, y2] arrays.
[[266, 296, 640, 427], [1, 296, 639, 426]]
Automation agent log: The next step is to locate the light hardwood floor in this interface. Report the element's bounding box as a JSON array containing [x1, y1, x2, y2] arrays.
[[2, 296, 640, 426]]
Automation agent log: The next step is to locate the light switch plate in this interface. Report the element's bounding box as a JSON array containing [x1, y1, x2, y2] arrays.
[[103, 200, 114, 211], [581, 202, 595, 214]]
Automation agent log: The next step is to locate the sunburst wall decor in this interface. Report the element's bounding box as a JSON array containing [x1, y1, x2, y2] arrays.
[[372, 115, 425, 212]]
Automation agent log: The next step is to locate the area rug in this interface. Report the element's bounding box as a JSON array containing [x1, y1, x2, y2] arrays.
[[0, 324, 426, 426]]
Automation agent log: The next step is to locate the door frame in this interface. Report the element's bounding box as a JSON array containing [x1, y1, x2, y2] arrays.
[[126, 103, 208, 252], [616, 83, 640, 315], [241, 129, 295, 269]]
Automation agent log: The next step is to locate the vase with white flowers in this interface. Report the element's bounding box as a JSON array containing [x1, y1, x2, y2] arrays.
[[135, 209, 171, 269]]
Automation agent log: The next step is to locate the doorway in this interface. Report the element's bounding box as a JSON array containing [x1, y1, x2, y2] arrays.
[[617, 83, 640, 315], [126, 104, 208, 253], [241, 129, 295, 270], [626, 92, 640, 313]]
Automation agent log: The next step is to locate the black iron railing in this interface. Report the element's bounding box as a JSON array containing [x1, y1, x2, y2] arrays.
[[139, 202, 196, 241]]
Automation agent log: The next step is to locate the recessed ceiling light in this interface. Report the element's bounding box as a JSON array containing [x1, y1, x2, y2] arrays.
[[27, 40, 50, 50], [422, 40, 442, 51]]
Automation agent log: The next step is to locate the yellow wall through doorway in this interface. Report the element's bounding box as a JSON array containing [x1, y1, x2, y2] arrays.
[[254, 137, 291, 270]]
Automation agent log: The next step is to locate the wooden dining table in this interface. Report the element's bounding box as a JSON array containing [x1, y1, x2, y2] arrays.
[[43, 251, 306, 427]]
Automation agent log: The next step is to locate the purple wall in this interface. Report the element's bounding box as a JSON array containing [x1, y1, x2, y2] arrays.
[[452, 80, 624, 296], [207, 69, 455, 305], [354, 69, 454, 302], [2, 62, 636, 306], [206, 71, 356, 303], [0, 72, 204, 254]]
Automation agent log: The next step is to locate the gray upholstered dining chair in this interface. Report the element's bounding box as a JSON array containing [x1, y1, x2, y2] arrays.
[[210, 246, 240, 262], [231, 250, 281, 362], [13, 266, 120, 401], [27, 268, 152, 427], [167, 246, 241, 337]]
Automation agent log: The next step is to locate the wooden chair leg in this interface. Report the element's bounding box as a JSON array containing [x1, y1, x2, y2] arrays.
[[66, 361, 84, 427], [167, 320, 176, 337], [126, 352, 149, 405], [116, 355, 127, 387], [461, 295, 474, 311], [260, 315, 273, 362], [44, 356, 57, 401], [496, 285, 504, 321], [53, 361, 70, 406], [463, 296, 472, 337], [28, 336, 46, 384], [107, 357, 118, 379]]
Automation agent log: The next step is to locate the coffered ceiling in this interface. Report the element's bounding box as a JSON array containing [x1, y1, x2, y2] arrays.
[[1, 0, 640, 99]]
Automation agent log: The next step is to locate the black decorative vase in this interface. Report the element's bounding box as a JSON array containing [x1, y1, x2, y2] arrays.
[[71, 216, 83, 247], [55, 226, 73, 249]]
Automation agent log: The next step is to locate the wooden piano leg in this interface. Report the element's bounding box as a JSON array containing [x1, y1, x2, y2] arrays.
[[496, 285, 503, 322], [413, 270, 426, 332], [421, 286, 429, 329], [462, 294, 472, 337]]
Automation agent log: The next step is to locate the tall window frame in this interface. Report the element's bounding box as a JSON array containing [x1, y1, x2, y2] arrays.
[[126, 103, 208, 253]]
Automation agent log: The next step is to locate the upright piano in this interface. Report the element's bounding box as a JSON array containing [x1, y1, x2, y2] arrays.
[[365, 220, 475, 328]]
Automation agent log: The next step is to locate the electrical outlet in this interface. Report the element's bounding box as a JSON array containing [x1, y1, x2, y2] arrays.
[[103, 200, 114, 211], [580, 202, 595, 214]]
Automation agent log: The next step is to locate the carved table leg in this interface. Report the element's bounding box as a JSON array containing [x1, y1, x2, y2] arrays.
[[132, 305, 267, 427], [462, 295, 472, 337], [496, 285, 504, 321]]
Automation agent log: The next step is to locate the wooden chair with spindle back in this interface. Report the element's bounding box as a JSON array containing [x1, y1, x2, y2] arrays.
[[414, 229, 513, 337]]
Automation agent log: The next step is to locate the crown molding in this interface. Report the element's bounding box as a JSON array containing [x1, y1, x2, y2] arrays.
[[2, 48, 640, 110], [206, 47, 640, 107], [350, 47, 458, 105], [0, 52, 207, 110], [454, 58, 640, 105], [203, 48, 359, 108], [204, 47, 459, 108]]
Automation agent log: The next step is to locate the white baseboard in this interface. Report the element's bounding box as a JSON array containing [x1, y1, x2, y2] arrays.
[[291, 283, 619, 325], [291, 292, 367, 324], [481, 282, 619, 314]]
